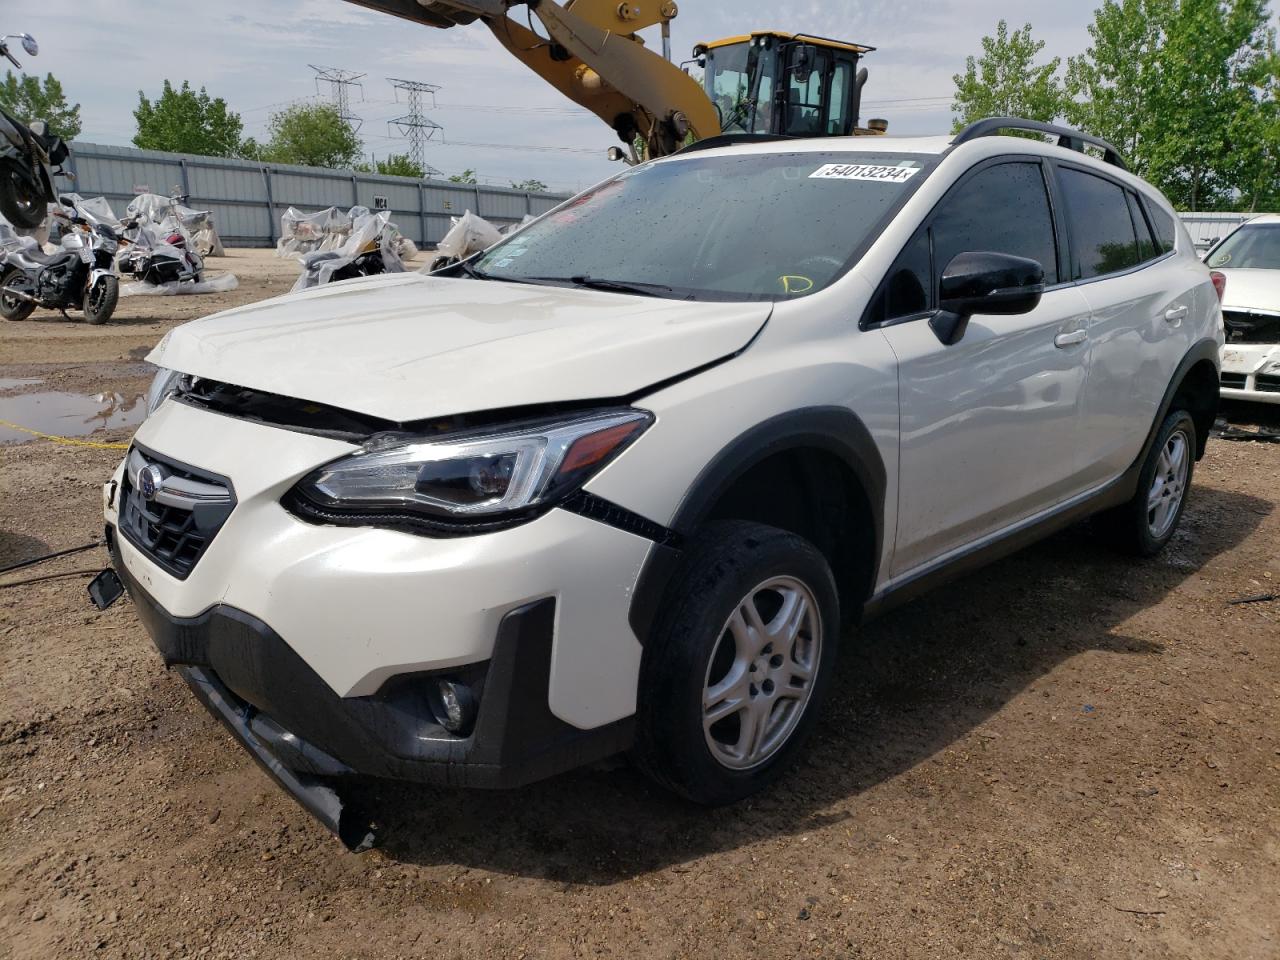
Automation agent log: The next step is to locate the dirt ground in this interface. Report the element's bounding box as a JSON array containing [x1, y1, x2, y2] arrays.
[[1, 251, 1277, 960]]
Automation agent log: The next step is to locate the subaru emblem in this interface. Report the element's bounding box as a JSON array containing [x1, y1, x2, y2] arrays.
[[139, 464, 164, 501]]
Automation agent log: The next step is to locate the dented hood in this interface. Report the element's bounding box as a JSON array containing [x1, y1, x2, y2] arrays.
[[149, 272, 770, 422]]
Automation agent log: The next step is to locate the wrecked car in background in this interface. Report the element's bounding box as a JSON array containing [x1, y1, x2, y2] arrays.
[[1207, 214, 1280, 405]]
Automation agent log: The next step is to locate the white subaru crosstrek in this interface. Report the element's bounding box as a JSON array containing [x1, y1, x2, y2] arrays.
[[100, 119, 1223, 848], [1204, 214, 1280, 404]]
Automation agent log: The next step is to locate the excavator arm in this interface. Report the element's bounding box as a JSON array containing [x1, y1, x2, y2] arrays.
[[343, 0, 721, 157]]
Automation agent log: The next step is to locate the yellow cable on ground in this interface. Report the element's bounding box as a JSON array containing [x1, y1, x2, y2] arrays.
[[0, 418, 130, 450]]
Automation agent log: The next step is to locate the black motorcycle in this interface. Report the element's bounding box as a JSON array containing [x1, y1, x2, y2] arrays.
[[0, 197, 120, 324], [0, 32, 71, 229]]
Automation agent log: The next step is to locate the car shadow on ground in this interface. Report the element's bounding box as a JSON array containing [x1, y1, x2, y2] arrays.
[[352, 483, 1269, 883]]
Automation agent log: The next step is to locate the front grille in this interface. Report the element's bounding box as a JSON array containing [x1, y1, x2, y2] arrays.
[[118, 446, 235, 579], [1257, 374, 1280, 394], [1220, 372, 1248, 389], [1223, 310, 1280, 344]]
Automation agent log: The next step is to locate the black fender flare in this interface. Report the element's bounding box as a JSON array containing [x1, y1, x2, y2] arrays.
[[627, 406, 887, 643], [1133, 337, 1220, 470]]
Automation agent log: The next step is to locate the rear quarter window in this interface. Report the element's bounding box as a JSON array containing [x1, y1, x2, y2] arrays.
[[1145, 201, 1178, 255]]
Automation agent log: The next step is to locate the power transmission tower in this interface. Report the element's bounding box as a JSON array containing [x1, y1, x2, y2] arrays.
[[310, 65, 366, 131], [387, 77, 443, 176]]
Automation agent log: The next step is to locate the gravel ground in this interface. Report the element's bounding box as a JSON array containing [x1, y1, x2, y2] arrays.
[[1, 251, 1277, 959]]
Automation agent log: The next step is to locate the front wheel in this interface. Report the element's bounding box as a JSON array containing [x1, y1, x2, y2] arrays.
[[0, 267, 36, 321], [1100, 409, 1197, 556], [83, 275, 119, 324], [633, 520, 840, 805], [0, 166, 46, 229]]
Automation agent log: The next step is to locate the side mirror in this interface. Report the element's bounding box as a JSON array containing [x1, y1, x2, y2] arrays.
[[792, 44, 816, 84], [58, 194, 77, 207], [21, 34, 37, 57], [929, 251, 1044, 346]]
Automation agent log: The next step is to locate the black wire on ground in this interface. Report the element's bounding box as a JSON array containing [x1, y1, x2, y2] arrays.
[[0, 541, 104, 576], [0, 568, 101, 589]]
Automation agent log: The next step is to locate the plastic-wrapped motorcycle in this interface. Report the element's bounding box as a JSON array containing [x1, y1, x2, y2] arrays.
[[0, 194, 120, 324]]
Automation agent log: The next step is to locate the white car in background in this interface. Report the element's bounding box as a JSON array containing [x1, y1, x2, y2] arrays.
[[1206, 214, 1280, 404]]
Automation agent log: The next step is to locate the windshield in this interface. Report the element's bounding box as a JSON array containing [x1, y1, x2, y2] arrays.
[[474, 151, 934, 301], [1207, 224, 1280, 270], [704, 40, 776, 134]]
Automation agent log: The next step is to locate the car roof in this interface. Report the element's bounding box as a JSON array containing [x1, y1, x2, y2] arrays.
[[660, 132, 1165, 202], [1241, 213, 1280, 226]]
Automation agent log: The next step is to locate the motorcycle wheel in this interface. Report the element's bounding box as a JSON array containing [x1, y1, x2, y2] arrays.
[[0, 167, 46, 229], [82, 275, 119, 325], [0, 267, 36, 321]]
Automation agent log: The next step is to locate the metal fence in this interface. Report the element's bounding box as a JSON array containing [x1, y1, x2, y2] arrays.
[[1178, 211, 1272, 253], [62, 141, 572, 249]]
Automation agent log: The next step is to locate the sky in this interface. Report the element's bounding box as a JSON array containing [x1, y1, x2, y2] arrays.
[[13, 0, 1099, 194]]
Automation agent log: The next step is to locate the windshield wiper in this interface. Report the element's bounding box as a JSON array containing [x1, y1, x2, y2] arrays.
[[456, 258, 492, 280], [523, 275, 677, 298]]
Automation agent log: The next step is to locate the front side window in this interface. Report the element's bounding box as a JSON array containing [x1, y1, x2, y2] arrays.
[[475, 151, 934, 302], [930, 161, 1060, 287], [1059, 167, 1142, 278], [865, 160, 1058, 326], [1207, 224, 1280, 270]]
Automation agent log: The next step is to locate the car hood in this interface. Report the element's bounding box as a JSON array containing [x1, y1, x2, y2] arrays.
[[1215, 268, 1280, 313], [149, 272, 770, 422]]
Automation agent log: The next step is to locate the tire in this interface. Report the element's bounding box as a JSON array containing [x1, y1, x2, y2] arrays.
[[0, 166, 45, 229], [0, 267, 35, 321], [82, 275, 118, 325], [633, 520, 840, 805], [1100, 409, 1197, 557]]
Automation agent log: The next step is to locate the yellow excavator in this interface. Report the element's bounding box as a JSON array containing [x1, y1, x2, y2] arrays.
[[343, 0, 886, 159]]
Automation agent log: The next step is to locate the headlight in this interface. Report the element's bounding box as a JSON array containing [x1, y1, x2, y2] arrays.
[[144, 367, 187, 416], [289, 408, 653, 531]]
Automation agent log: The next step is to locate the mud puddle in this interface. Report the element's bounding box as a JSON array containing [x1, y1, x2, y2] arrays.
[[0, 389, 145, 443]]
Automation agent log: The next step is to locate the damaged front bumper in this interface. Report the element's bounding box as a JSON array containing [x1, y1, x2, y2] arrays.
[[1220, 343, 1280, 405], [106, 530, 635, 850]]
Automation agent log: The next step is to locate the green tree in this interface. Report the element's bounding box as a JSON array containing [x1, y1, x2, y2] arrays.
[[133, 80, 243, 157], [0, 71, 80, 139], [449, 168, 477, 184], [951, 21, 1066, 132], [373, 154, 425, 178], [259, 102, 363, 169], [1066, 0, 1278, 211], [510, 178, 548, 192]]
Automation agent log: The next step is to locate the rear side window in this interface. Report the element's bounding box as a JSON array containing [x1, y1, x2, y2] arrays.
[[1126, 191, 1158, 262], [1146, 202, 1178, 254], [1059, 167, 1141, 278]]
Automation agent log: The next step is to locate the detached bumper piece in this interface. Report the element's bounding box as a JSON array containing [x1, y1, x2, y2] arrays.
[[109, 534, 634, 848]]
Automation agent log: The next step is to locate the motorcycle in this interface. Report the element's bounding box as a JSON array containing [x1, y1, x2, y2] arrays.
[[291, 208, 402, 291], [0, 195, 120, 324], [0, 32, 72, 229], [118, 199, 205, 287]]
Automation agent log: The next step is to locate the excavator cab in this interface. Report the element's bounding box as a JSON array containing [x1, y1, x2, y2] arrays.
[[695, 32, 879, 140]]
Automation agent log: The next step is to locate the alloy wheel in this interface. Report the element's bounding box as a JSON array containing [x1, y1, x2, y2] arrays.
[[1147, 429, 1190, 539], [702, 575, 823, 770]]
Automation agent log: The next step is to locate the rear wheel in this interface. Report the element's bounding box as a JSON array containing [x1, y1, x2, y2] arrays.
[[0, 267, 35, 321], [83, 275, 118, 324], [1100, 409, 1196, 556], [634, 521, 839, 805], [0, 166, 45, 229]]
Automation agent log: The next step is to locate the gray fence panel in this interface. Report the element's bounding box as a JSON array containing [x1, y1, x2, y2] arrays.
[[63, 141, 570, 248]]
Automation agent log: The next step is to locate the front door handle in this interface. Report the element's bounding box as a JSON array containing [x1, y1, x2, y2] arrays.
[[1164, 305, 1189, 323], [1054, 329, 1088, 348]]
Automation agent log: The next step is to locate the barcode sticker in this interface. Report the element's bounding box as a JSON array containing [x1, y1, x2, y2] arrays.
[[809, 163, 920, 183]]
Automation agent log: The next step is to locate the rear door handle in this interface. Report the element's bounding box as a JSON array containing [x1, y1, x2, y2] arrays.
[[1054, 329, 1088, 348], [1164, 306, 1189, 323]]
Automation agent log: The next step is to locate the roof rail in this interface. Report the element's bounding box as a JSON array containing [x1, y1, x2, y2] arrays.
[[675, 133, 796, 156], [952, 117, 1128, 171]]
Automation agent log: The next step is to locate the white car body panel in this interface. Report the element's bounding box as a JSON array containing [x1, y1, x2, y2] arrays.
[[148, 271, 770, 422], [107, 401, 651, 728]]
